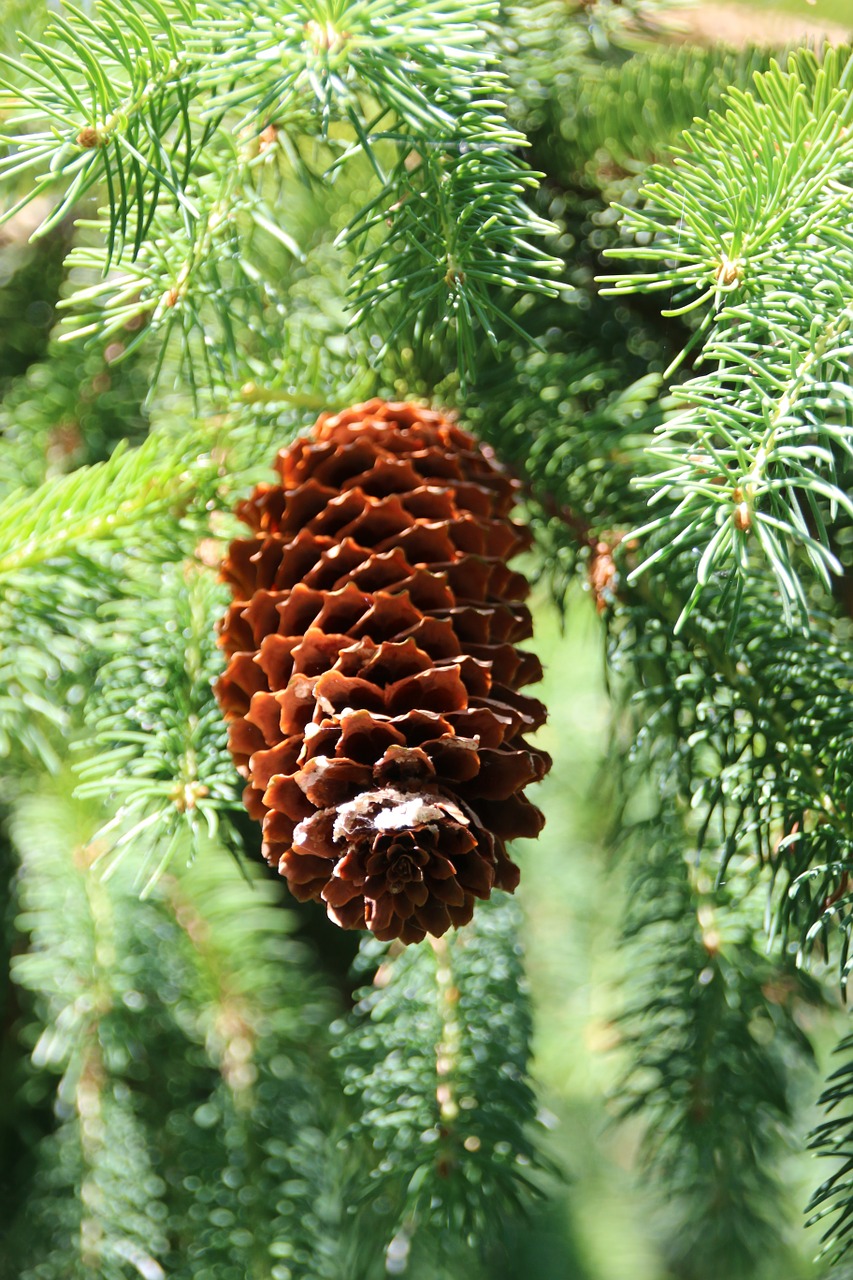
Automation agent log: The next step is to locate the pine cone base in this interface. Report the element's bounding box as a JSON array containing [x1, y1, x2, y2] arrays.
[[216, 400, 550, 943]]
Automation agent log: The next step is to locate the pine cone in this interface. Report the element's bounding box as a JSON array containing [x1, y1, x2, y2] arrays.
[[216, 400, 550, 944]]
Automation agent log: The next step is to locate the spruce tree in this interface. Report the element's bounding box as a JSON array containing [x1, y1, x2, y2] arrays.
[[1, 2, 852, 1278]]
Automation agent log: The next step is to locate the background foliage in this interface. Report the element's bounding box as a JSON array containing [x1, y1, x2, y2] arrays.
[[2, 0, 853, 1277]]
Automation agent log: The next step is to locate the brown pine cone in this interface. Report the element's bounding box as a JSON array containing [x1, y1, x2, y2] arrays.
[[216, 399, 550, 944]]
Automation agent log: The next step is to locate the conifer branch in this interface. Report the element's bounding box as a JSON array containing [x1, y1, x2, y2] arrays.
[[0, 564, 100, 771], [807, 1031, 853, 1265], [75, 561, 240, 891], [338, 896, 550, 1272], [157, 849, 342, 1279], [602, 46, 853, 623], [0, 437, 220, 772], [0, 0, 560, 388], [0, 432, 211, 580], [0, 323, 151, 503], [474, 294, 853, 1260], [7, 784, 340, 1277], [618, 809, 818, 1277], [468, 267, 853, 986], [9, 793, 171, 1279], [600, 562, 853, 992]]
